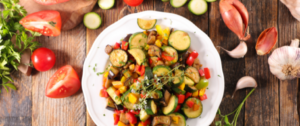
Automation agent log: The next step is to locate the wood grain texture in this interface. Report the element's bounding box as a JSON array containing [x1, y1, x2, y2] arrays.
[[31, 24, 87, 126], [209, 1, 246, 125], [244, 0, 279, 125], [278, 1, 300, 126]]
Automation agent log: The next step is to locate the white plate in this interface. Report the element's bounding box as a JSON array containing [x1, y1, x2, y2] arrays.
[[82, 11, 224, 126]]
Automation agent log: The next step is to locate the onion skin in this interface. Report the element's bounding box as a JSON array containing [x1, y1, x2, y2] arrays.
[[219, 0, 249, 40], [255, 27, 278, 55]]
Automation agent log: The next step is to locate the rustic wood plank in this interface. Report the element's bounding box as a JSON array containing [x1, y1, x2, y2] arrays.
[[31, 24, 86, 126], [244, 0, 279, 125], [278, 1, 300, 125], [209, 1, 246, 125]]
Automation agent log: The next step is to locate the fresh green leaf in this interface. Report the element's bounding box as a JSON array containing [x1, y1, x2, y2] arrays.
[[224, 116, 230, 124], [5, 83, 16, 90], [215, 121, 222, 126]]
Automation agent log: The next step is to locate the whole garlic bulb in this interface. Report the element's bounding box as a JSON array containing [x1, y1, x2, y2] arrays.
[[268, 39, 300, 80], [281, 0, 300, 21]]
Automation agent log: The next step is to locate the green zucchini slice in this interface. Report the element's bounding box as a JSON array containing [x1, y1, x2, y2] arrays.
[[128, 48, 146, 65], [145, 100, 157, 115], [83, 12, 102, 30], [185, 67, 200, 83], [129, 32, 147, 49], [98, 0, 115, 10], [168, 30, 191, 52], [184, 76, 195, 86], [163, 95, 178, 115], [106, 87, 122, 105], [137, 18, 157, 30], [170, 0, 188, 8], [169, 113, 186, 126], [173, 69, 184, 86], [188, 0, 208, 15], [184, 85, 198, 93], [109, 49, 128, 67], [153, 65, 171, 77], [182, 97, 203, 118]]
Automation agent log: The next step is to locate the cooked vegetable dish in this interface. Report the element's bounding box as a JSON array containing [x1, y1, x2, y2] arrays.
[[99, 19, 211, 126]]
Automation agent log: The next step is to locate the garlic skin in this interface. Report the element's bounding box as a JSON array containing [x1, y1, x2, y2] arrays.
[[219, 41, 248, 58], [232, 76, 257, 98], [268, 39, 300, 80], [281, 0, 300, 21]]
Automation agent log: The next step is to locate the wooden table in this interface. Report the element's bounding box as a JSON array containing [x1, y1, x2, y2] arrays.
[[0, 0, 299, 126]]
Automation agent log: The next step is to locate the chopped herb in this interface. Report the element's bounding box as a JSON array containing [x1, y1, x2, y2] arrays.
[[103, 114, 105, 116], [218, 75, 221, 77], [93, 84, 94, 86], [97, 47, 99, 48], [139, 39, 142, 43], [89, 65, 91, 67], [142, 34, 147, 38], [93, 67, 96, 72], [194, 31, 196, 33], [128, 60, 133, 63], [164, 17, 167, 20], [125, 42, 129, 46], [97, 72, 105, 76], [119, 61, 126, 65], [95, 63, 97, 66]]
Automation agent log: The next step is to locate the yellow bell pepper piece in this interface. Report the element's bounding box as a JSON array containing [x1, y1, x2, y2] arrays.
[[118, 121, 128, 126], [178, 82, 185, 91], [120, 76, 127, 83], [129, 123, 134, 126], [162, 39, 168, 46], [145, 44, 150, 50], [112, 81, 124, 89], [138, 122, 143, 126], [172, 116, 179, 124], [192, 90, 199, 97], [128, 93, 138, 104], [155, 40, 162, 48], [143, 30, 148, 36], [163, 27, 170, 39], [104, 71, 109, 78], [199, 88, 206, 97], [119, 86, 128, 94], [156, 25, 163, 36], [157, 35, 162, 41]]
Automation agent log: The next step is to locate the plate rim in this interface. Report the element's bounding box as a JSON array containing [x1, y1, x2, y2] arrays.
[[81, 10, 225, 126]]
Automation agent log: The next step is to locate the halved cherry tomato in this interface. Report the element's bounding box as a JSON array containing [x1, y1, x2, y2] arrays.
[[45, 65, 81, 98], [135, 65, 145, 76], [20, 10, 61, 36], [129, 110, 140, 115], [177, 94, 185, 104], [186, 51, 199, 66], [114, 42, 121, 49], [31, 47, 56, 71], [174, 105, 181, 112], [185, 92, 192, 99], [126, 112, 138, 124], [123, 0, 143, 6], [200, 94, 208, 101], [100, 89, 108, 97], [199, 69, 205, 77], [204, 68, 211, 79], [162, 52, 175, 61], [33, 0, 69, 5], [186, 100, 195, 108], [114, 114, 120, 125], [189, 51, 199, 58], [121, 41, 129, 50]]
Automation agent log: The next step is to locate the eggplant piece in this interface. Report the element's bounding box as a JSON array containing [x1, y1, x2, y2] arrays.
[[105, 98, 115, 111], [124, 77, 132, 86], [104, 77, 112, 89], [105, 45, 113, 54], [108, 66, 120, 79], [152, 116, 171, 126], [115, 104, 124, 110], [123, 62, 132, 69], [148, 45, 161, 57], [160, 90, 171, 107], [147, 30, 157, 44], [178, 51, 190, 66], [123, 34, 132, 42], [120, 113, 129, 125]]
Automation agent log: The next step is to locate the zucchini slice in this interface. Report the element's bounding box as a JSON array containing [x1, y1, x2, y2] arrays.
[[106, 87, 122, 105], [161, 46, 178, 66], [140, 109, 150, 121], [188, 0, 208, 15], [128, 48, 146, 65], [206, 0, 216, 2], [170, 0, 188, 8], [122, 90, 136, 110], [109, 49, 128, 67], [184, 76, 195, 86], [168, 31, 191, 52], [98, 0, 115, 10], [150, 90, 163, 99], [182, 97, 203, 118], [83, 12, 102, 29], [173, 69, 184, 87], [185, 67, 200, 83], [172, 87, 186, 94], [153, 65, 171, 77], [129, 32, 147, 49], [145, 100, 157, 115], [137, 18, 157, 30], [184, 85, 198, 93], [163, 95, 178, 115], [169, 113, 186, 126]]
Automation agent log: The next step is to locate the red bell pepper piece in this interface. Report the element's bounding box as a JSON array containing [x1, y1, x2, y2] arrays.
[[200, 94, 208, 101], [114, 110, 121, 115], [186, 51, 199, 66], [140, 94, 146, 98], [177, 94, 185, 104], [120, 107, 128, 113], [129, 110, 140, 115], [198, 69, 205, 77], [115, 90, 120, 96], [186, 100, 195, 108], [121, 41, 129, 50], [114, 42, 121, 49], [126, 112, 138, 124], [204, 68, 211, 79], [149, 58, 153, 65], [100, 89, 108, 97], [174, 105, 181, 112], [162, 52, 175, 61], [190, 51, 199, 58], [141, 118, 151, 126], [185, 92, 192, 99], [113, 113, 120, 125], [135, 65, 145, 76]]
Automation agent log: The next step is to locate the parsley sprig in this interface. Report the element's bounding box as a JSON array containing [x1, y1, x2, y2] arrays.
[[0, 0, 41, 93]]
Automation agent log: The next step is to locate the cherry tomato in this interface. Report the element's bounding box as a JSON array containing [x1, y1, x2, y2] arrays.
[[31, 47, 56, 71], [186, 56, 195, 66], [123, 0, 143, 6], [114, 42, 121, 49], [126, 112, 137, 124], [198, 69, 205, 76], [189, 51, 199, 58], [45, 65, 81, 98], [204, 67, 211, 79], [34, 0, 69, 5], [195, 78, 209, 90]]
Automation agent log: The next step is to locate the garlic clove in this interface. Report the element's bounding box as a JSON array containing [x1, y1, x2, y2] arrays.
[[232, 76, 257, 98], [219, 41, 248, 58], [255, 27, 278, 55]]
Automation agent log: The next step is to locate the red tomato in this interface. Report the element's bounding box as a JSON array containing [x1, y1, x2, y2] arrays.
[[189, 51, 199, 58], [177, 94, 185, 104], [162, 52, 175, 61], [174, 105, 181, 112], [186, 56, 195, 66], [126, 112, 137, 124], [141, 118, 151, 126], [34, 0, 69, 5], [113, 114, 120, 125], [198, 69, 205, 76], [114, 42, 121, 49], [45, 65, 81, 98], [123, 0, 143, 6], [31, 47, 56, 71], [20, 10, 61, 36], [100, 89, 108, 97], [204, 68, 211, 79], [200, 94, 208, 101]]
